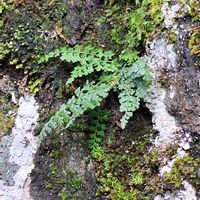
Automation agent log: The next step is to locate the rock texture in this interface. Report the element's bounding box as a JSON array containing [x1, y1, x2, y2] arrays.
[[30, 130, 96, 200], [146, 2, 199, 199], [0, 96, 39, 200], [165, 20, 200, 134], [145, 38, 182, 148], [155, 181, 197, 200]]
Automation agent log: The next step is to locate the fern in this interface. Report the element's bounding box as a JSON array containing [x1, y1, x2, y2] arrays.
[[87, 108, 110, 158], [39, 45, 151, 138], [39, 45, 119, 85], [40, 80, 112, 138], [118, 58, 151, 129]]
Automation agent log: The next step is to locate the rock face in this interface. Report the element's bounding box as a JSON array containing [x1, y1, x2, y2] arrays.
[[0, 96, 39, 200], [145, 2, 199, 199], [148, 3, 200, 137], [146, 1, 200, 145], [0, 1, 199, 200], [30, 129, 96, 200], [145, 38, 182, 148], [165, 20, 200, 134], [155, 180, 197, 200], [145, 0, 200, 146]]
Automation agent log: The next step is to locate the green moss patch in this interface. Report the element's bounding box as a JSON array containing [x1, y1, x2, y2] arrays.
[[0, 93, 17, 137]]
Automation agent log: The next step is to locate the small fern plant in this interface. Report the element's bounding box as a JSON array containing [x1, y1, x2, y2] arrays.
[[39, 45, 151, 138], [87, 108, 110, 158]]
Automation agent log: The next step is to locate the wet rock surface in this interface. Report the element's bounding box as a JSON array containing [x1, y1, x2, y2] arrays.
[[30, 128, 96, 200]]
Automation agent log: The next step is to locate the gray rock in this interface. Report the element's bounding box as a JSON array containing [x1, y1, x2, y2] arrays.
[[0, 96, 39, 200]]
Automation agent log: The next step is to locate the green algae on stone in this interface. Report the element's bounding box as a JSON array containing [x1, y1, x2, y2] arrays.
[[30, 118, 96, 200]]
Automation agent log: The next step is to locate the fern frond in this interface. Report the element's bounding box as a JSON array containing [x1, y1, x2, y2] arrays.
[[87, 108, 110, 158], [40, 80, 112, 138], [66, 80, 112, 127], [38, 45, 119, 85], [39, 43, 151, 137], [118, 58, 150, 129], [118, 71, 140, 129]]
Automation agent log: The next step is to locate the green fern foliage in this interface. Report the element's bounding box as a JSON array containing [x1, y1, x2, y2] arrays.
[[40, 80, 112, 139], [118, 58, 151, 129], [39, 44, 151, 138], [87, 108, 110, 158], [39, 45, 119, 85]]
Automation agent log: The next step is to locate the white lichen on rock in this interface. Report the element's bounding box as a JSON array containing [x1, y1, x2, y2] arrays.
[[154, 181, 197, 200], [159, 133, 192, 176], [147, 1, 198, 199], [0, 96, 39, 200], [145, 38, 182, 148], [161, 2, 182, 28]]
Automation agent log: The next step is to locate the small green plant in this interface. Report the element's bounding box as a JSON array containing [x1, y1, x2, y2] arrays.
[[0, 42, 13, 61], [67, 170, 83, 191], [130, 170, 144, 185], [129, 0, 163, 42], [188, 26, 200, 57], [87, 108, 110, 158], [28, 78, 42, 94], [0, 0, 13, 14], [100, 0, 163, 64], [99, 176, 138, 200], [164, 153, 199, 189], [58, 188, 68, 200], [39, 45, 151, 138]]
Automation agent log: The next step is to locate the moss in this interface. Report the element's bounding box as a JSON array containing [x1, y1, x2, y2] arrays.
[[163, 153, 200, 189], [0, 0, 13, 15], [0, 42, 13, 61], [28, 78, 42, 94], [58, 189, 69, 200], [165, 29, 177, 44], [188, 0, 200, 22], [91, 109, 162, 199], [88, 105, 200, 199], [46, 133, 85, 200], [0, 0, 72, 97], [0, 94, 17, 136], [49, 161, 83, 199], [188, 26, 200, 57], [98, 176, 138, 200], [91, 0, 163, 65], [0, 112, 14, 134], [44, 181, 53, 190], [66, 170, 83, 190], [178, 0, 200, 22]]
